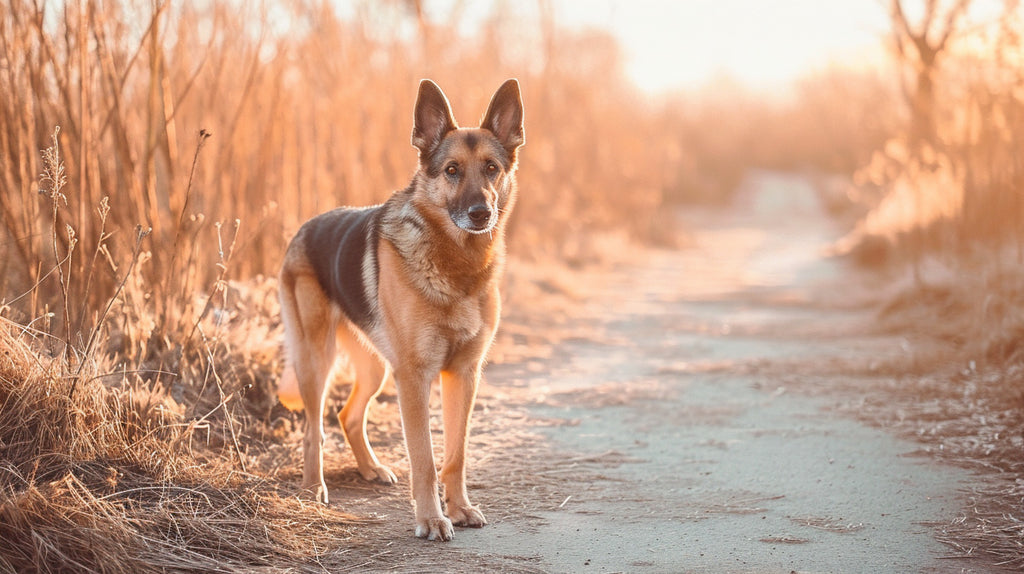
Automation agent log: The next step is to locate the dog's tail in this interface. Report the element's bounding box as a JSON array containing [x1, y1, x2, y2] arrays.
[[277, 270, 304, 412]]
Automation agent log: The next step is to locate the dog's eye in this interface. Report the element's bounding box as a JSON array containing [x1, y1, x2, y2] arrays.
[[486, 162, 498, 174], [446, 165, 458, 177]]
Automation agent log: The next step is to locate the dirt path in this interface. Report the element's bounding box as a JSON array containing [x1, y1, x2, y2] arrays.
[[305, 172, 999, 573]]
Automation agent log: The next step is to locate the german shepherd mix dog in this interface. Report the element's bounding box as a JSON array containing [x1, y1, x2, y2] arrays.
[[278, 79, 524, 541]]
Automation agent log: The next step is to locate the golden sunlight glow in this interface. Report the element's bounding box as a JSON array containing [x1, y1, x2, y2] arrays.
[[553, 0, 891, 92], [420, 0, 1008, 94]]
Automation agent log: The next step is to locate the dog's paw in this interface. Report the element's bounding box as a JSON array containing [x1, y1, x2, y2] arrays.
[[414, 516, 455, 541], [448, 504, 487, 528], [359, 464, 397, 485], [299, 482, 329, 505]]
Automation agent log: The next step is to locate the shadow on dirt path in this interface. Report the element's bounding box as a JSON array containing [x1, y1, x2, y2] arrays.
[[446, 172, 999, 573]]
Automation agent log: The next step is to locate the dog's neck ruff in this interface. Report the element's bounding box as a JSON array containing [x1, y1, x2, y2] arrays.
[[381, 195, 505, 305]]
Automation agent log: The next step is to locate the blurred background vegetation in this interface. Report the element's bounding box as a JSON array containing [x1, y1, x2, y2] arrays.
[[2, 2, 1023, 570], [0, 0, 1022, 378]]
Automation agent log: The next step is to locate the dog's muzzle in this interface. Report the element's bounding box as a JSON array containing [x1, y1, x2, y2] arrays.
[[467, 204, 491, 228], [452, 202, 496, 234]]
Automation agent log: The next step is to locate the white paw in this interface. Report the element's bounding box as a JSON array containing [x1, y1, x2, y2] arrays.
[[415, 516, 455, 541]]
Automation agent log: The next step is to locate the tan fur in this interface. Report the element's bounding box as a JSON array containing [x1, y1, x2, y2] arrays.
[[278, 79, 524, 541]]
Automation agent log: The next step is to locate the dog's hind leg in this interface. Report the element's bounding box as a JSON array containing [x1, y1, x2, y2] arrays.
[[337, 325, 397, 485], [283, 272, 337, 504]]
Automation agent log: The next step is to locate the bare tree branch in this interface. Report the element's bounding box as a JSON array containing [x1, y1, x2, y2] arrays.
[[891, 0, 915, 43], [923, 0, 940, 39], [937, 0, 973, 51]]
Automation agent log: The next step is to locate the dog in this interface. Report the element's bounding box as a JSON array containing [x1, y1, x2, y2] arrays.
[[277, 79, 524, 541]]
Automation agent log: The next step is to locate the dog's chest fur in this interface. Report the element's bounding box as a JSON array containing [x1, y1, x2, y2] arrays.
[[380, 194, 504, 306]]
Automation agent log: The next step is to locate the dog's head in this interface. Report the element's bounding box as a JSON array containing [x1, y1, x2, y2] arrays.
[[411, 79, 525, 236]]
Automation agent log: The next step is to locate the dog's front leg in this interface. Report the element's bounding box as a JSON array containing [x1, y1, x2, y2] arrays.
[[440, 365, 486, 528], [394, 368, 453, 541]]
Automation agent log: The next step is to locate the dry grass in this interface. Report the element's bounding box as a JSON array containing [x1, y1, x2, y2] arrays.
[[875, 257, 1024, 369], [937, 481, 1024, 570], [0, 473, 366, 574], [0, 313, 368, 574]]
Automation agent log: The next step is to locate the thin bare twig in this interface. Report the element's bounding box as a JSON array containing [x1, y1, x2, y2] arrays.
[[160, 129, 211, 334], [74, 224, 151, 383]]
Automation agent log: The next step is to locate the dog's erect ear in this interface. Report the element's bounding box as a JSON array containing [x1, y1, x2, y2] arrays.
[[412, 79, 458, 157], [481, 79, 525, 153]]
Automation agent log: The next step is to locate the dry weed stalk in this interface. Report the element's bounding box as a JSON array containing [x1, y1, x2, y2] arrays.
[[39, 126, 75, 368]]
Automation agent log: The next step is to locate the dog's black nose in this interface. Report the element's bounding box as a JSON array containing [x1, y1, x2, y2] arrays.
[[467, 204, 491, 225]]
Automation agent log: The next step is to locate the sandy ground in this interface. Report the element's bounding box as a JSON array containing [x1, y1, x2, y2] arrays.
[[283, 172, 1003, 573]]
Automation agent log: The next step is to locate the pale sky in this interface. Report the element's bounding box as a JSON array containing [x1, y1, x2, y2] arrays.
[[415, 0, 893, 93], [347, 0, 1007, 95], [551, 0, 892, 93]]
